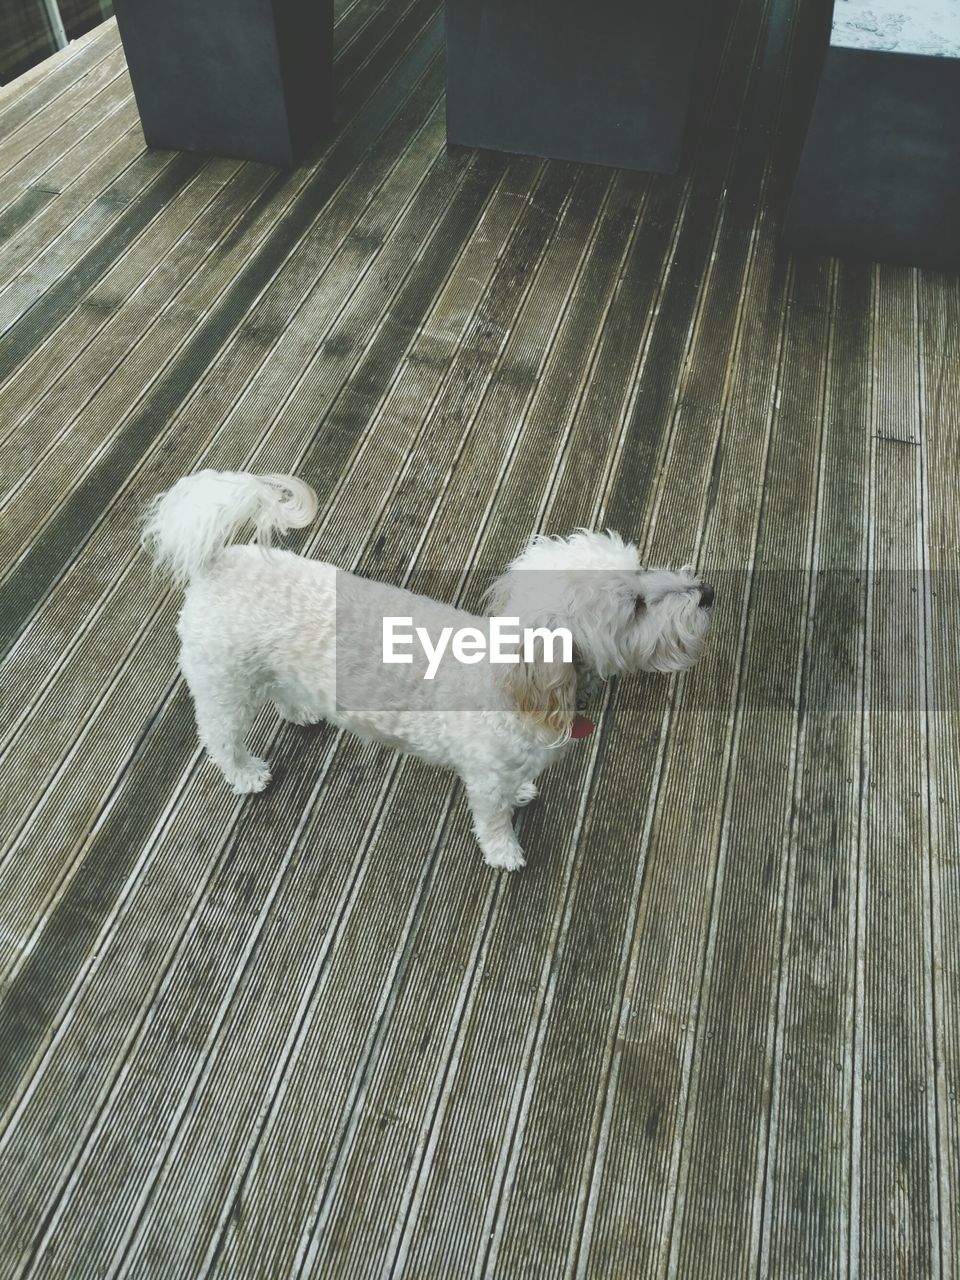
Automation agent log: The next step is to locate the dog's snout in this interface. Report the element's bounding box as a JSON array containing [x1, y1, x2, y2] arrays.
[[698, 582, 715, 609]]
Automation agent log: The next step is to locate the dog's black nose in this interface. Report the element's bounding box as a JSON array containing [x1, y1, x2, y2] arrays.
[[699, 582, 715, 608]]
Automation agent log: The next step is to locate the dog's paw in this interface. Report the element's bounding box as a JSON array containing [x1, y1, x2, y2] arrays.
[[483, 844, 526, 873], [228, 758, 272, 794], [515, 782, 539, 807], [274, 702, 315, 727]]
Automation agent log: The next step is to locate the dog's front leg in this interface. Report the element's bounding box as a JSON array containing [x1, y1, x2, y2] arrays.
[[464, 782, 526, 872]]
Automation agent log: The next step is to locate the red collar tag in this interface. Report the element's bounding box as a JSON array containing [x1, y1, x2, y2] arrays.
[[571, 715, 594, 739]]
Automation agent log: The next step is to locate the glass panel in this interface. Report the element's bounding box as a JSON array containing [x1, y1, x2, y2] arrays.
[[0, 1, 113, 85], [0, 0, 62, 83], [59, 0, 113, 43]]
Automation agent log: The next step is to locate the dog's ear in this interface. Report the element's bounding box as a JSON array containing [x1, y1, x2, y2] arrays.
[[496, 638, 577, 738], [483, 569, 515, 619]]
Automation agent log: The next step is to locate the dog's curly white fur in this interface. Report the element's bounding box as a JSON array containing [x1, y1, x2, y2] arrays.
[[144, 470, 714, 871]]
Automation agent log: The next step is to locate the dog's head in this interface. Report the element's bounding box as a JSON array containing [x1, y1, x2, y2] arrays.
[[486, 530, 714, 736]]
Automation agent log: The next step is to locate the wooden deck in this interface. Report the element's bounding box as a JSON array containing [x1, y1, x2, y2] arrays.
[[1, 2, 958, 1276]]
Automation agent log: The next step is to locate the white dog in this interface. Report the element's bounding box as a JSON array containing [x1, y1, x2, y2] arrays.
[[144, 470, 714, 870]]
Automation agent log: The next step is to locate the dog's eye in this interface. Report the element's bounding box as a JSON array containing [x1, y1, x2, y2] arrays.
[[634, 594, 646, 614]]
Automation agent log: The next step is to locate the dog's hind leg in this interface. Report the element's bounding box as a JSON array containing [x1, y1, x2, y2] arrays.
[[181, 654, 271, 795], [193, 689, 271, 794], [514, 780, 539, 807], [464, 782, 525, 872]]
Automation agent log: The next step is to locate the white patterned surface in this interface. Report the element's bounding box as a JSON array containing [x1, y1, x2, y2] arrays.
[[831, 0, 960, 56]]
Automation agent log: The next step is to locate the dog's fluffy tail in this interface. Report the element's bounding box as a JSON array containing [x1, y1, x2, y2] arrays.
[[143, 469, 318, 586]]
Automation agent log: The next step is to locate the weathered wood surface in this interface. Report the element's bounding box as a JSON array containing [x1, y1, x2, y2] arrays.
[[0, 2, 956, 1277]]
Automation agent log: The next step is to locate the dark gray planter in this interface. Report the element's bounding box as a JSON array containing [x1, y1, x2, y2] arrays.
[[113, 0, 334, 167], [444, 0, 704, 174], [784, 6, 960, 269]]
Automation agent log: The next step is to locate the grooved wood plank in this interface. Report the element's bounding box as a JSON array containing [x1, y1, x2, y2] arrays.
[[670, 256, 831, 1280], [0, 150, 199, 363], [0, 21, 122, 148], [0, 21, 120, 142], [856, 265, 939, 1278], [758, 262, 872, 1280], [0, 46, 130, 197], [0, 150, 248, 465], [920, 269, 960, 1280], [0, 119, 144, 295]]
